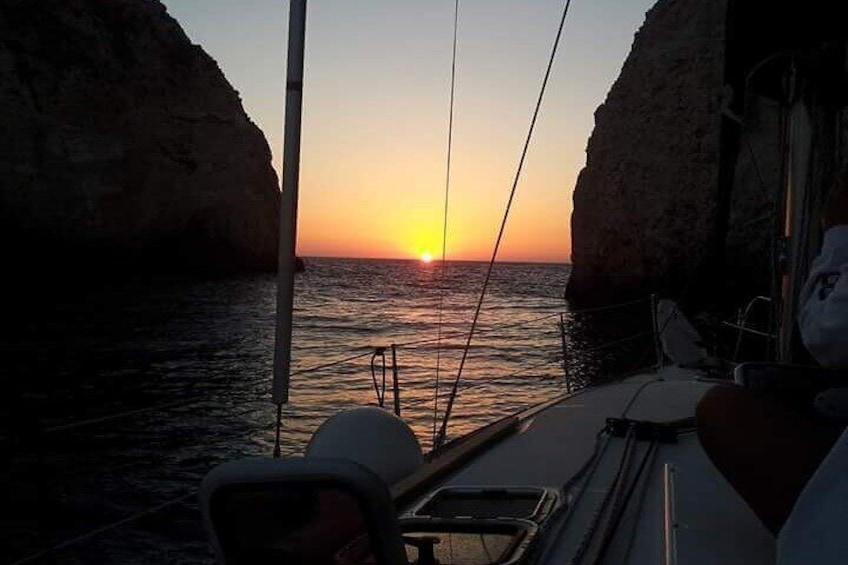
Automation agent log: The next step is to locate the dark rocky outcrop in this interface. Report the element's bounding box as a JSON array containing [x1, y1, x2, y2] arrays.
[[566, 0, 848, 309], [566, 0, 728, 306], [0, 0, 280, 276]]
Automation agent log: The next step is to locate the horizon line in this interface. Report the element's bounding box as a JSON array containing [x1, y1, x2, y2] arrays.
[[299, 255, 572, 266]]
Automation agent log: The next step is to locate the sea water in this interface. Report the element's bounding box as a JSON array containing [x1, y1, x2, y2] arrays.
[[3, 258, 655, 563]]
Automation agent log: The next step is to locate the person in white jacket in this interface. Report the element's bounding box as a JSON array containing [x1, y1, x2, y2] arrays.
[[697, 171, 848, 539], [778, 177, 848, 564], [798, 186, 848, 368]]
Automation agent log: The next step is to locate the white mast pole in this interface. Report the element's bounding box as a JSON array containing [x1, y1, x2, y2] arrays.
[[273, 0, 307, 406]]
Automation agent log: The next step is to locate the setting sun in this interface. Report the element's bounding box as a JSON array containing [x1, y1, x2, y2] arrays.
[[420, 252, 433, 263]]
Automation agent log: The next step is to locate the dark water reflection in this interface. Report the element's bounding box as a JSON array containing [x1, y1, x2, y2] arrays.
[[2, 259, 655, 563]]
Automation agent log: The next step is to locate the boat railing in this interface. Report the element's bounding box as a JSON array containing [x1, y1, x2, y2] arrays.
[[12, 294, 664, 564], [721, 295, 776, 360], [31, 297, 658, 481], [360, 295, 661, 436], [30, 294, 660, 450]]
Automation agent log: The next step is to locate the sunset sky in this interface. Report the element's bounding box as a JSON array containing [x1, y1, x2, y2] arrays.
[[163, 0, 655, 262]]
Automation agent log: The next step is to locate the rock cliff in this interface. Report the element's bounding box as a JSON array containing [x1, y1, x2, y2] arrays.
[[566, 0, 728, 305], [0, 0, 279, 275], [566, 0, 848, 309]]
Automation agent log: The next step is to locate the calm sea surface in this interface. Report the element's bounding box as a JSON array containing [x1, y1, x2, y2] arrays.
[[2, 258, 656, 563]]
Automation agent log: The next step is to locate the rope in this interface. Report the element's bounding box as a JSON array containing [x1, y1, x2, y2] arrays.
[[568, 426, 637, 565], [434, 0, 575, 450], [537, 428, 612, 564], [591, 441, 658, 564], [620, 378, 663, 419], [433, 0, 461, 450]]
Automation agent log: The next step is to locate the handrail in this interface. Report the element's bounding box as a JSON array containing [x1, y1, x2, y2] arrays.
[[369, 347, 388, 408], [727, 295, 774, 360]]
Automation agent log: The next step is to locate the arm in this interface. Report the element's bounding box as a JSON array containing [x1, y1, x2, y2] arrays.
[[798, 225, 848, 368]]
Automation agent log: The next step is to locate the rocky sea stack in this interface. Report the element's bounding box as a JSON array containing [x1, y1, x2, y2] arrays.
[[566, 0, 848, 309], [0, 0, 279, 276], [566, 0, 728, 307]]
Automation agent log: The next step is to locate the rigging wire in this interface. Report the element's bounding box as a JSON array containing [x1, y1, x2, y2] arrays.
[[289, 349, 375, 376], [591, 440, 659, 565], [35, 295, 648, 438], [434, 0, 574, 450], [433, 0, 461, 452], [274, 348, 374, 456], [404, 355, 564, 411], [43, 398, 205, 434], [8, 493, 196, 565], [398, 310, 564, 349]]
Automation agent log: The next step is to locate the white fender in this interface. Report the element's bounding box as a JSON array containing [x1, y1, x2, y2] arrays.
[[306, 407, 424, 485]]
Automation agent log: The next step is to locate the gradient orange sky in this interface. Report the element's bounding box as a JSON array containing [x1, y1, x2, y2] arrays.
[[164, 0, 655, 262]]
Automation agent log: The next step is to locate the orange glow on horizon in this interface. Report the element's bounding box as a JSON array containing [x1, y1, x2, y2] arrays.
[[420, 252, 433, 263], [162, 0, 658, 267]]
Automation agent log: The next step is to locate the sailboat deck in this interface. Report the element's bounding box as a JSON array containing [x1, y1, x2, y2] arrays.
[[420, 366, 775, 564]]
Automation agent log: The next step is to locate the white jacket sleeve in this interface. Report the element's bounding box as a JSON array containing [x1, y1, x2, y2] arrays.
[[798, 225, 848, 368]]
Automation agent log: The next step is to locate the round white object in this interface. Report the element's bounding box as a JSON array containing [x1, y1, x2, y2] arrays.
[[306, 407, 424, 485]]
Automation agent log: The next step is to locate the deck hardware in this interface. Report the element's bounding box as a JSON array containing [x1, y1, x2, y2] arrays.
[[402, 535, 440, 565], [605, 417, 681, 443], [662, 463, 678, 565], [409, 486, 560, 523], [391, 344, 401, 416], [370, 347, 388, 408]]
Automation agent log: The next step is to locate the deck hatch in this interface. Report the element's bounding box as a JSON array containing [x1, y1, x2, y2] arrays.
[[410, 486, 559, 522], [338, 518, 538, 565]]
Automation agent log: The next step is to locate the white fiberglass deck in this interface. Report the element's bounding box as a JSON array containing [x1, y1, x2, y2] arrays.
[[428, 366, 775, 564]]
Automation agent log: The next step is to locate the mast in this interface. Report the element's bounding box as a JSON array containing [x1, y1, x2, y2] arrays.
[[273, 0, 307, 406]]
